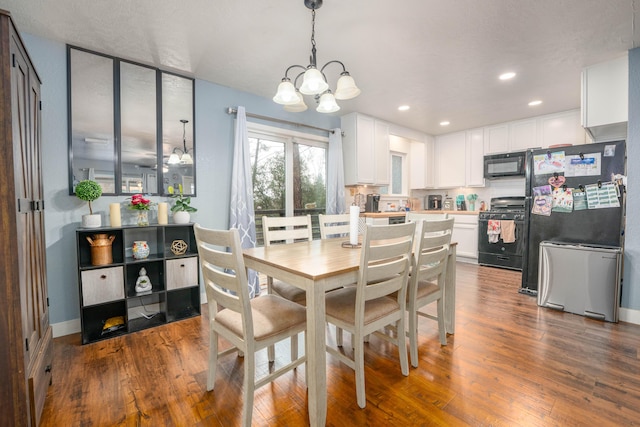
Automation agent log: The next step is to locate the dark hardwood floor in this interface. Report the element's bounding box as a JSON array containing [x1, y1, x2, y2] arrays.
[[40, 263, 640, 426]]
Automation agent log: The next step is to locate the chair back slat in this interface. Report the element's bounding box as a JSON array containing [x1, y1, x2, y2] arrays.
[[358, 222, 415, 304], [318, 213, 351, 239], [410, 217, 454, 295], [263, 215, 313, 245], [194, 224, 253, 336]]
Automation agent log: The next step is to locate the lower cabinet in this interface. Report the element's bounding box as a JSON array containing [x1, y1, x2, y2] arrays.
[[76, 224, 200, 344], [450, 214, 479, 262]]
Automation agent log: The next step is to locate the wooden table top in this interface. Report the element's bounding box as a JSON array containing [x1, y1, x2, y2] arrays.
[[243, 238, 361, 281]]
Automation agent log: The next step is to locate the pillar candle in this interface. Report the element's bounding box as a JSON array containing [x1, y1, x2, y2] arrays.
[[157, 202, 168, 225], [349, 205, 360, 246], [109, 203, 121, 227]]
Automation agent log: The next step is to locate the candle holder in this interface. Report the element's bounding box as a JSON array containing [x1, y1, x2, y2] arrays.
[[341, 242, 361, 249]]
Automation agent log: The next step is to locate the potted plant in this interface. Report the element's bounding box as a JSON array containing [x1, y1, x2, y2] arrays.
[[127, 194, 153, 226], [75, 179, 103, 228], [169, 184, 197, 224]]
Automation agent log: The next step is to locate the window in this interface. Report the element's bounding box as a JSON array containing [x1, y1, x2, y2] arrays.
[[380, 152, 407, 197], [248, 123, 328, 243]]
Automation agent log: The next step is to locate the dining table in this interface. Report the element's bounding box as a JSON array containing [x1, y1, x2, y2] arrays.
[[243, 237, 457, 426]]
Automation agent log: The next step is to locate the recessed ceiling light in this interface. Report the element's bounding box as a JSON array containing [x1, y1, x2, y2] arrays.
[[499, 72, 516, 80], [398, 105, 410, 111], [528, 100, 542, 106], [440, 121, 450, 126]]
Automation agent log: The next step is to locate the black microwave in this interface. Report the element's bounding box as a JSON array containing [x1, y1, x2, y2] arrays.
[[483, 151, 527, 179]]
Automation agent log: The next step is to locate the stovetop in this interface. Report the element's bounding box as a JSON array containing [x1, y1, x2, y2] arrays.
[[487, 196, 526, 212], [480, 196, 526, 220]]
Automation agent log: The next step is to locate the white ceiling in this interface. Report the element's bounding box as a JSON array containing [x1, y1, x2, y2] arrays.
[[2, 0, 639, 135]]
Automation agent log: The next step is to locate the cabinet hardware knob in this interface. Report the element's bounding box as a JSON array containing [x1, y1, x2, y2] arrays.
[[45, 365, 52, 373], [100, 275, 107, 279], [180, 264, 185, 268]]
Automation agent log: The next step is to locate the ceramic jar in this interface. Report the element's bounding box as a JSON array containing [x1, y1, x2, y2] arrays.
[[132, 240, 150, 260]]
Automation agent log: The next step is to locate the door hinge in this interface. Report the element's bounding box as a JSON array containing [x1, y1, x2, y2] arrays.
[[12, 53, 15, 67], [25, 338, 29, 352], [47, 297, 49, 307], [39, 101, 42, 111]]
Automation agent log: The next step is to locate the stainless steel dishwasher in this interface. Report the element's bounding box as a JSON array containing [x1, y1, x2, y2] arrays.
[[537, 241, 623, 322]]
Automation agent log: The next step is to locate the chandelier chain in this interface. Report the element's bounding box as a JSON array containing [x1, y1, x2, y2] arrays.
[[311, 9, 316, 50]]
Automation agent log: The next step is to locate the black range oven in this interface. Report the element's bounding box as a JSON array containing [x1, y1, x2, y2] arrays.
[[478, 197, 526, 270]]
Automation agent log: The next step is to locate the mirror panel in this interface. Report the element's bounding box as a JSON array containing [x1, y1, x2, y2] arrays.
[[68, 46, 195, 196], [120, 62, 158, 194], [162, 73, 195, 195], [70, 49, 116, 193]]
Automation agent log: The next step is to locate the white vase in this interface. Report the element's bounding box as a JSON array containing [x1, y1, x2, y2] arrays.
[[173, 211, 190, 224], [82, 214, 102, 228]]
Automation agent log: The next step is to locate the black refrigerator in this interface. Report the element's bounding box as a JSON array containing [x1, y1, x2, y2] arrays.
[[521, 140, 626, 295]]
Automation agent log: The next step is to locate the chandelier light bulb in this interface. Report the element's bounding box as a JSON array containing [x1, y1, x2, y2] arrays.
[[316, 91, 340, 113], [167, 152, 180, 165], [300, 68, 329, 95], [284, 91, 308, 112], [334, 74, 361, 100], [273, 79, 299, 105]]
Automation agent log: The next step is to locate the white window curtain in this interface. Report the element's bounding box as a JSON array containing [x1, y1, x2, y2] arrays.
[[229, 106, 260, 297], [326, 128, 346, 214]]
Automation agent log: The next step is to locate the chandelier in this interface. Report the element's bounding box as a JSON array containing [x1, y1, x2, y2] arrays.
[[272, 0, 361, 113], [167, 119, 193, 165]]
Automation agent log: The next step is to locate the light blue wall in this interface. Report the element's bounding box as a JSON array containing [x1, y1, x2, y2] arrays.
[[22, 33, 339, 326], [623, 47, 640, 309]]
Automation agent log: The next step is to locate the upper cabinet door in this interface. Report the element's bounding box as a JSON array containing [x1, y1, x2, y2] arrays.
[[69, 49, 116, 194], [483, 124, 509, 154], [434, 132, 466, 188], [509, 119, 538, 152]]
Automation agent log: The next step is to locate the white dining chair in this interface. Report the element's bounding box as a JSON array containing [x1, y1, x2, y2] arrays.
[[262, 215, 313, 360], [194, 224, 307, 427], [406, 217, 454, 367], [324, 221, 416, 408], [318, 213, 351, 239]]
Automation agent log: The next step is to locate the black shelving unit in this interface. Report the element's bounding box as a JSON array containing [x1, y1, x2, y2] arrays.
[[76, 223, 200, 344]]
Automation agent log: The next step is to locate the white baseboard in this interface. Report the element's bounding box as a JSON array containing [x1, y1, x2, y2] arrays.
[[619, 307, 640, 325], [52, 318, 81, 338]]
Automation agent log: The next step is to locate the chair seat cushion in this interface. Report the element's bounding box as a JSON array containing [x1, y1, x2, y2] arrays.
[[415, 280, 440, 300], [325, 287, 399, 326], [215, 294, 306, 341], [272, 279, 307, 305]]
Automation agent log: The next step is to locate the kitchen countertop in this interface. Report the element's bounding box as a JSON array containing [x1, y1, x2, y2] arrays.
[[362, 210, 479, 218]]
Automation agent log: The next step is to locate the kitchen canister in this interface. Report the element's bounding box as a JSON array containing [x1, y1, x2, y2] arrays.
[[132, 240, 150, 260], [86, 233, 115, 266]]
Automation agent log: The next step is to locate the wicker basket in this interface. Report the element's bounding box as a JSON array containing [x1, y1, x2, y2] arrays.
[[86, 234, 115, 266]]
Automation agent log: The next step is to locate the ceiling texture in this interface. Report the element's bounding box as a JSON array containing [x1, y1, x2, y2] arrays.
[[2, 0, 639, 135]]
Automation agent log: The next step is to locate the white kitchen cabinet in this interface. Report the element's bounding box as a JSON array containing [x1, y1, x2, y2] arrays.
[[409, 136, 435, 189], [509, 119, 538, 152], [581, 54, 628, 141], [538, 110, 585, 147], [374, 120, 390, 185], [465, 128, 485, 187], [484, 124, 509, 154], [341, 112, 389, 186], [450, 214, 478, 262], [435, 131, 466, 188]]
